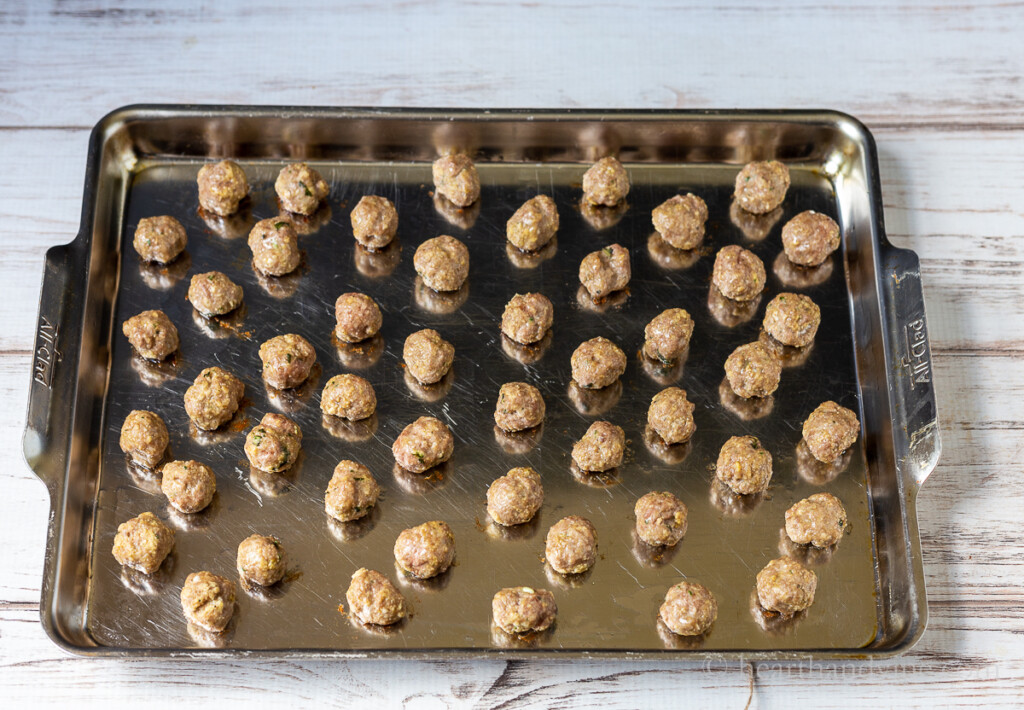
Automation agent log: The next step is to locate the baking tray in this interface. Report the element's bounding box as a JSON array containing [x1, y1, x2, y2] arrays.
[[23, 106, 940, 659]]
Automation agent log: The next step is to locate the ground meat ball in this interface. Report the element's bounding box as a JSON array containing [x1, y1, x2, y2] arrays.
[[119, 410, 169, 469], [350, 195, 398, 249], [494, 382, 545, 432], [545, 516, 597, 574], [180, 571, 236, 633], [197, 160, 249, 216], [487, 467, 544, 526], [112, 511, 175, 574], [635, 491, 688, 547], [725, 341, 782, 398], [161, 460, 216, 514], [334, 292, 382, 343], [346, 568, 407, 626], [184, 366, 244, 431], [571, 337, 626, 389], [712, 245, 766, 302], [579, 243, 631, 299], [786, 493, 848, 548], [802, 401, 860, 463], [643, 308, 694, 364], [275, 162, 329, 215], [659, 581, 718, 637], [756, 557, 817, 616], [582, 156, 629, 206], [782, 211, 840, 266], [403, 329, 454, 385], [647, 387, 697, 445], [259, 333, 316, 389], [734, 160, 790, 215], [325, 460, 380, 522], [248, 218, 301, 276], [188, 271, 243, 317], [394, 520, 455, 579], [652, 194, 708, 250], [236, 534, 286, 587], [414, 235, 469, 292], [244, 413, 302, 473], [321, 374, 376, 420], [392, 416, 454, 473], [716, 435, 773, 495], [501, 293, 554, 345], [763, 293, 821, 347], [133, 215, 187, 264], [492, 587, 557, 634], [507, 195, 559, 252], [122, 310, 179, 361], [571, 420, 625, 472], [433, 154, 480, 207]]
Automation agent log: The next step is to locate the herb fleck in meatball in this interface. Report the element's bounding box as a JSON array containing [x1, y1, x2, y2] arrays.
[[492, 587, 557, 634], [571, 420, 625, 472], [716, 435, 773, 495], [494, 382, 545, 432], [725, 341, 782, 398], [112, 511, 175, 574], [414, 235, 470, 292], [119, 410, 169, 469], [487, 466, 544, 526], [334, 292, 382, 343], [346, 568, 407, 626], [433, 154, 480, 207], [244, 413, 302, 473], [259, 333, 316, 389], [394, 520, 455, 579], [644, 308, 694, 364], [325, 459, 380, 522], [802, 401, 860, 463], [248, 217, 301, 276], [180, 570, 236, 633], [161, 460, 216, 514], [350, 195, 398, 249], [583, 156, 629, 206], [659, 581, 717, 637], [712, 245, 766, 302], [403, 328, 454, 385], [184, 366, 244, 431], [275, 162, 329, 215], [786, 493, 847, 548], [235, 534, 286, 587], [647, 387, 696, 445], [756, 557, 817, 616], [501, 293, 554, 345], [782, 211, 840, 267], [392, 416, 454, 473], [188, 271, 243, 317], [321, 373, 376, 420], [763, 293, 821, 348], [133, 215, 187, 264], [571, 336, 626, 389], [545, 516, 597, 574], [579, 243, 631, 299], [197, 160, 249, 217], [652, 194, 708, 250], [122, 310, 179, 361], [635, 491, 688, 547], [507, 195, 559, 252], [734, 160, 790, 215]]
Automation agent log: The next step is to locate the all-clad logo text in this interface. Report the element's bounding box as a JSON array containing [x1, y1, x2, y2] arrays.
[[903, 317, 930, 389], [33, 316, 60, 389]]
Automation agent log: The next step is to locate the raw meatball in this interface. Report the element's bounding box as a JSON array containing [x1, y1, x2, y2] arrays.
[[763, 293, 821, 347], [346, 568, 407, 626], [635, 491, 688, 547], [725, 341, 782, 398], [785, 493, 847, 547], [161, 460, 216, 514], [802, 401, 860, 463], [112, 511, 175, 574], [659, 581, 717, 637], [756, 557, 817, 616], [248, 217, 301, 276], [494, 382, 545, 432], [275, 162, 329, 215], [259, 333, 316, 389], [571, 337, 626, 389], [487, 466, 544, 526], [119, 410, 169, 469], [180, 571, 236, 632], [492, 587, 557, 634], [712, 245, 766, 302], [652, 194, 708, 250], [582, 156, 629, 206], [647, 387, 696, 445], [716, 435, 773, 495], [734, 160, 790, 215], [197, 160, 249, 216], [545, 516, 597, 574], [188, 271, 243, 317], [433, 154, 480, 207], [579, 243, 631, 299], [184, 366, 244, 431], [325, 459, 380, 522], [501, 293, 554, 345], [334, 292, 382, 343], [782, 211, 840, 267], [133, 216, 187, 264], [403, 329, 454, 384], [392, 416, 454, 473], [507, 195, 559, 252], [244, 413, 302, 473], [350, 195, 398, 249], [236, 534, 286, 587], [571, 420, 625, 472], [414, 235, 469, 292], [394, 520, 455, 579], [643, 308, 694, 364], [321, 374, 376, 420], [122, 310, 179, 361]]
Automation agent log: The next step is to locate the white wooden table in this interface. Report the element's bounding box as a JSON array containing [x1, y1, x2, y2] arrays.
[[2, 1, 1021, 706]]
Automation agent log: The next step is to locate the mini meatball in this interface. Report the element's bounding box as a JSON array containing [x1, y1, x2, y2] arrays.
[[734, 160, 791, 215], [122, 310, 179, 361], [403, 329, 454, 384], [716, 435, 773, 495], [180, 571, 236, 633], [647, 387, 696, 445], [244, 413, 302, 473], [643, 308, 694, 364], [248, 217, 301, 276], [712, 245, 766, 302], [494, 382, 545, 432], [582, 156, 629, 206], [652, 194, 708, 250], [763, 293, 821, 347], [579, 243, 631, 299], [184, 366, 244, 431], [334, 292, 382, 343], [321, 374, 376, 420], [501, 293, 554, 345], [545, 516, 597, 574], [350, 195, 398, 249], [802, 401, 860, 463], [635, 491, 688, 547], [325, 459, 381, 522], [188, 271, 243, 317], [782, 211, 840, 267], [346, 568, 407, 626], [119, 410, 169, 468], [786, 493, 848, 548], [571, 337, 626, 389], [392, 416, 454, 473], [492, 587, 557, 634], [659, 581, 717, 637], [161, 460, 216, 514], [507, 195, 559, 252], [756, 557, 817, 616], [133, 215, 187, 264], [259, 333, 316, 389], [394, 520, 455, 579], [487, 466, 544, 526], [275, 162, 329, 215], [236, 534, 286, 587], [571, 420, 625, 472], [197, 160, 249, 216], [725, 341, 782, 398], [112, 511, 175, 574], [433, 154, 480, 207], [414, 235, 469, 292]]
